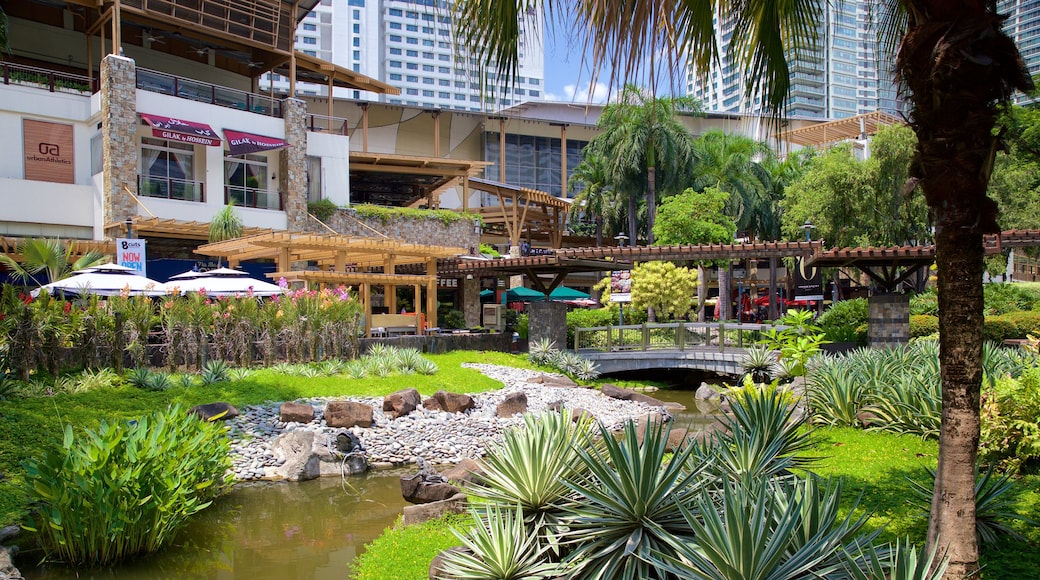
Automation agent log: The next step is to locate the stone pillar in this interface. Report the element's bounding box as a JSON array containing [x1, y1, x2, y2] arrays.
[[462, 276, 481, 328], [281, 98, 308, 231], [101, 54, 138, 227], [868, 293, 910, 348], [528, 301, 567, 350]]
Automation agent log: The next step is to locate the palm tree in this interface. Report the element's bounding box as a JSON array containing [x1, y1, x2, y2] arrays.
[[592, 84, 698, 244], [690, 130, 775, 240], [209, 204, 243, 267], [456, 1, 1031, 575], [569, 151, 621, 246], [0, 238, 109, 287], [0, 7, 9, 54]]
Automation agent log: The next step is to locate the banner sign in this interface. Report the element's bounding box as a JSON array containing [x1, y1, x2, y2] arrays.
[[140, 113, 221, 147], [793, 257, 824, 301], [23, 119, 74, 184], [224, 129, 288, 156], [609, 270, 632, 303], [117, 238, 147, 277]]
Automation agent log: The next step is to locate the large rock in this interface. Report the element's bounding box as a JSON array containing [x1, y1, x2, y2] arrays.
[[400, 472, 461, 504], [270, 429, 368, 481], [0, 545, 22, 580], [634, 413, 692, 451], [528, 374, 578, 388], [325, 401, 373, 428], [279, 402, 315, 423], [404, 492, 468, 526], [189, 402, 239, 421], [0, 526, 17, 544], [429, 546, 470, 580], [695, 383, 721, 400], [496, 392, 528, 417], [423, 391, 475, 414], [600, 384, 668, 407], [441, 458, 484, 485], [383, 388, 422, 419]]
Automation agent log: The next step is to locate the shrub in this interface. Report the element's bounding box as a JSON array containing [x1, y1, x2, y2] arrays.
[[307, 198, 339, 222], [441, 309, 466, 330], [514, 313, 529, 339], [980, 368, 1040, 473], [910, 315, 939, 338], [818, 298, 868, 343], [983, 315, 1021, 342], [910, 289, 938, 316], [983, 282, 1040, 315], [22, 405, 232, 566]]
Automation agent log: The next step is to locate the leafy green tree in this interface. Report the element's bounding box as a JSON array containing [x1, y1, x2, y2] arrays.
[[781, 124, 930, 248], [690, 130, 774, 239], [0, 238, 109, 286], [990, 105, 1040, 233], [209, 204, 243, 267], [459, 0, 1033, 573], [590, 84, 698, 244], [630, 261, 698, 321], [569, 150, 622, 246]]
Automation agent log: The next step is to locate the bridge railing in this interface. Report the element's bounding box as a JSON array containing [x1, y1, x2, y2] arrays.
[[574, 322, 789, 353]]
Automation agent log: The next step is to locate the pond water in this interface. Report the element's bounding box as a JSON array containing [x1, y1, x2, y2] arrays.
[[650, 387, 724, 431], [25, 469, 411, 580]]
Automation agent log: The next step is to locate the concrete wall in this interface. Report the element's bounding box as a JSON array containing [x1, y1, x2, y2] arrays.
[[527, 301, 568, 350], [868, 293, 910, 348]]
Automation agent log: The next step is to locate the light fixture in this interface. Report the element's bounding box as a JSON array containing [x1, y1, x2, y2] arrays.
[[125, 217, 133, 239], [473, 218, 482, 235], [614, 232, 629, 247], [802, 219, 816, 242]]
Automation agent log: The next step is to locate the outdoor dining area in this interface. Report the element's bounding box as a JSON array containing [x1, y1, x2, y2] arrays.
[[31, 263, 284, 299]]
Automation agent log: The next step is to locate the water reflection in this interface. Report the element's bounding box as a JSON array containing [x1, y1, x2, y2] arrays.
[[27, 470, 410, 580]]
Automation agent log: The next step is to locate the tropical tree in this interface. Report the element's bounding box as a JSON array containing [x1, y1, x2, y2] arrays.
[[0, 238, 109, 286], [569, 150, 622, 246], [456, 0, 1032, 574], [690, 130, 775, 239], [209, 204, 243, 267], [0, 7, 8, 54], [590, 84, 698, 244], [630, 260, 698, 321]]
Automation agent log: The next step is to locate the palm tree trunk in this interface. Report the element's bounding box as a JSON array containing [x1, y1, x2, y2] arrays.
[[595, 214, 603, 247], [928, 202, 983, 578], [647, 166, 656, 244], [627, 193, 638, 244], [697, 264, 707, 322]]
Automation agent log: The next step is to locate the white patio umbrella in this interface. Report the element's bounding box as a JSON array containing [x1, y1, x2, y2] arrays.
[[31, 268, 168, 298], [165, 268, 285, 297]]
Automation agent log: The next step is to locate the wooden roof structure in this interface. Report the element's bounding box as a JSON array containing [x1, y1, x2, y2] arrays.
[[780, 111, 903, 148], [439, 254, 618, 295], [194, 232, 468, 333], [806, 245, 935, 291], [0, 237, 115, 262], [349, 153, 489, 208], [467, 178, 573, 249], [106, 216, 276, 241], [555, 241, 821, 262]]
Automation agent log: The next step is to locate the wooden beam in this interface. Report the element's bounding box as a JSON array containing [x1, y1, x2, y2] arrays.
[[361, 103, 369, 152], [349, 163, 470, 177], [498, 118, 506, 182], [426, 257, 438, 328], [112, 0, 122, 55], [432, 111, 441, 157]]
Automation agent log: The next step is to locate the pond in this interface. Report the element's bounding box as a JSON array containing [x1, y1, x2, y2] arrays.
[[25, 469, 411, 580]]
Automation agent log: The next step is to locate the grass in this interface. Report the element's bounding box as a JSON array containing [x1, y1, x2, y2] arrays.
[[351, 514, 469, 580], [0, 351, 541, 526]]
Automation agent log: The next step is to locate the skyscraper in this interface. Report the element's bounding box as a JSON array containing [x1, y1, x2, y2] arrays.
[[262, 0, 546, 112], [687, 1, 901, 120], [1000, 0, 1040, 104]]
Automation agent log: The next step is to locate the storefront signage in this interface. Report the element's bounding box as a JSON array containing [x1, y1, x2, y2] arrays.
[[609, 270, 632, 303], [140, 113, 221, 147], [793, 257, 824, 301], [224, 129, 288, 156], [117, 238, 147, 277], [23, 119, 74, 184]]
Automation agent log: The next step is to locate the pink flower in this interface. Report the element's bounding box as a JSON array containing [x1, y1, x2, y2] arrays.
[[278, 277, 289, 289]]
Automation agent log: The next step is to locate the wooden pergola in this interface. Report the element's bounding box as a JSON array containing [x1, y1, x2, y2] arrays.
[[348, 153, 489, 209], [779, 111, 903, 149], [467, 177, 572, 249], [193, 231, 466, 335], [105, 216, 276, 241]]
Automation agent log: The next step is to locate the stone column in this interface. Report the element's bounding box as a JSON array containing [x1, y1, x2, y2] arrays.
[[462, 275, 481, 327], [101, 54, 138, 227], [868, 293, 910, 348], [528, 301, 567, 350], [281, 98, 308, 231]]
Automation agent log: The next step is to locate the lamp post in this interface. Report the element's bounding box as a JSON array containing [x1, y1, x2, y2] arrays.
[[125, 217, 133, 239], [802, 219, 815, 242], [614, 232, 628, 247], [613, 233, 629, 331]]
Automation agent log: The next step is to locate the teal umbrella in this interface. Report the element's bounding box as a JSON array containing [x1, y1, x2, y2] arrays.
[[480, 289, 495, 303], [504, 286, 547, 302], [549, 286, 591, 301]]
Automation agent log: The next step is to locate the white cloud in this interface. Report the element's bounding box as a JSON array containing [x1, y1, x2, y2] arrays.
[[563, 81, 611, 104]]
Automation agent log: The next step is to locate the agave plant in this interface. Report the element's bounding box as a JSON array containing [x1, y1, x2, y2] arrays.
[[365, 342, 396, 359], [559, 419, 705, 579], [74, 368, 121, 392], [571, 358, 600, 381], [806, 357, 866, 427], [770, 357, 799, 384], [144, 372, 172, 392], [908, 464, 1032, 546], [439, 504, 561, 580], [227, 367, 253, 381], [176, 373, 197, 389], [345, 360, 369, 379], [317, 359, 346, 376], [742, 344, 777, 383], [527, 338, 557, 366], [200, 359, 232, 385], [413, 357, 438, 376], [843, 537, 949, 580], [126, 367, 153, 389]]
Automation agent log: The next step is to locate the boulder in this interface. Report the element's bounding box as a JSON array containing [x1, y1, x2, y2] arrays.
[[279, 402, 315, 423], [424, 391, 475, 414], [325, 401, 373, 428], [400, 472, 461, 504], [383, 388, 422, 419], [441, 458, 484, 485], [496, 392, 528, 417], [570, 407, 594, 423], [429, 546, 470, 580], [270, 429, 368, 481], [0, 526, 18, 544], [540, 374, 578, 388], [634, 417, 690, 452], [189, 402, 239, 421], [0, 545, 22, 580], [856, 411, 879, 428], [695, 383, 721, 400], [600, 384, 668, 407], [403, 493, 468, 526]]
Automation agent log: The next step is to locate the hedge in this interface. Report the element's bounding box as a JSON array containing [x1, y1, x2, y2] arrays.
[[909, 312, 1040, 342]]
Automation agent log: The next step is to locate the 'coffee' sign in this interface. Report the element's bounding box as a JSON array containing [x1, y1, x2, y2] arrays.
[[23, 119, 74, 184], [117, 238, 147, 277]]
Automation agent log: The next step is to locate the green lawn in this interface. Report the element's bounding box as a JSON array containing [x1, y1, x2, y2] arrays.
[[0, 351, 540, 526]]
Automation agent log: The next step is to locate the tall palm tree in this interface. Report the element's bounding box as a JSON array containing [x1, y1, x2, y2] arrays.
[[0, 238, 109, 287], [209, 204, 243, 267], [569, 150, 621, 246], [593, 84, 698, 244], [690, 130, 774, 239], [456, 1, 1031, 575]]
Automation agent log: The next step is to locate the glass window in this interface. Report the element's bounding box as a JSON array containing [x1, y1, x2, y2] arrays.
[[389, 60, 402, 68], [406, 88, 419, 95], [140, 137, 201, 202], [390, 47, 401, 55], [406, 49, 418, 57], [389, 34, 402, 42], [389, 22, 401, 30], [303, 37, 317, 45], [388, 8, 402, 16], [389, 73, 402, 80], [225, 154, 275, 210], [406, 63, 418, 70], [406, 75, 418, 82], [353, 23, 360, 33], [302, 23, 317, 31], [406, 24, 418, 32]]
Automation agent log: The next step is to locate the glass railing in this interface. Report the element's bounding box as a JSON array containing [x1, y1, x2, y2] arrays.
[[139, 175, 205, 202], [225, 186, 281, 210], [137, 68, 283, 117], [2, 62, 94, 94], [306, 114, 351, 134]]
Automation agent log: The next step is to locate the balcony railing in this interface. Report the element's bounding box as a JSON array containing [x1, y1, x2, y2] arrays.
[[2, 62, 94, 95], [306, 114, 351, 135], [139, 175, 205, 203], [225, 186, 282, 210], [137, 68, 283, 118]]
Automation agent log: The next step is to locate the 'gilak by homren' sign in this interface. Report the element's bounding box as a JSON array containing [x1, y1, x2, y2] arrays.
[[23, 119, 74, 184]]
